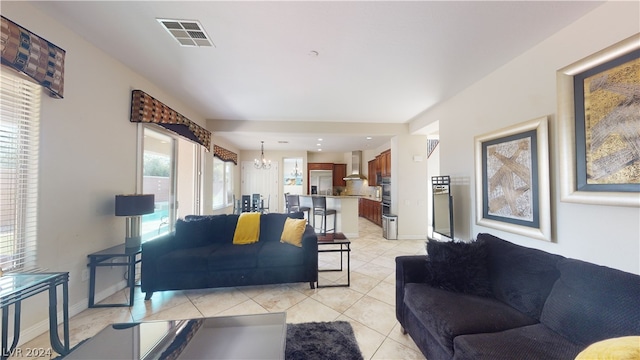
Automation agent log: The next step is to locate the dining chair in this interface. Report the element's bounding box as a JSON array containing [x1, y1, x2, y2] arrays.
[[261, 194, 270, 214], [241, 195, 252, 212], [252, 194, 261, 212]]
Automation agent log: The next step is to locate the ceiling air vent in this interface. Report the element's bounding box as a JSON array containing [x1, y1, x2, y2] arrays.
[[157, 19, 214, 47]]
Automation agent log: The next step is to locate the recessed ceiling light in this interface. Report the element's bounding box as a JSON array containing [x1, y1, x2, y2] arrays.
[[316, 143, 321, 146], [318, 149, 322, 152], [366, 136, 373, 140], [317, 138, 323, 141]]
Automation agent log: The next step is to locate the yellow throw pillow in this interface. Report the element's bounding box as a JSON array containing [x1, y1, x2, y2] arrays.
[[233, 212, 261, 245], [280, 218, 307, 247], [575, 336, 640, 360]]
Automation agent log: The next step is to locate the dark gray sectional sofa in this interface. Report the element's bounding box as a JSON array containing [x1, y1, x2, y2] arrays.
[[141, 212, 318, 300], [396, 233, 640, 360]]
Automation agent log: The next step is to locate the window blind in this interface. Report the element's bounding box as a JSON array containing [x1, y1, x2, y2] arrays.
[[0, 69, 41, 271]]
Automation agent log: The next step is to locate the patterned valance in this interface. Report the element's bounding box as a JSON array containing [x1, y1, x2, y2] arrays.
[[214, 145, 238, 165], [1, 16, 66, 98], [130, 90, 211, 150]]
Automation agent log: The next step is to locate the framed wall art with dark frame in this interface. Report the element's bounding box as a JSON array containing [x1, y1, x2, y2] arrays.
[[557, 34, 640, 207], [474, 116, 551, 241]]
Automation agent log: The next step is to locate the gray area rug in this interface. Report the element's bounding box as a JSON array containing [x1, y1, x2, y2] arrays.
[[286, 321, 364, 360]]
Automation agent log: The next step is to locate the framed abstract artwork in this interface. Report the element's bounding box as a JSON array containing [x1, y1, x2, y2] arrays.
[[557, 34, 640, 207], [474, 116, 551, 241]]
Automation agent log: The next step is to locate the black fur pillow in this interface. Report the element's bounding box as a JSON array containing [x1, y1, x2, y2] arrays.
[[426, 239, 492, 297]]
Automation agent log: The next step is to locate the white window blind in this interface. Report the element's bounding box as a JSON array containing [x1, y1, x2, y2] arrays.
[[0, 69, 41, 272]]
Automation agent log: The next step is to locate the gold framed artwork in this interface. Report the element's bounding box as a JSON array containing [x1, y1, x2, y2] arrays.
[[474, 116, 551, 241], [557, 34, 640, 207]]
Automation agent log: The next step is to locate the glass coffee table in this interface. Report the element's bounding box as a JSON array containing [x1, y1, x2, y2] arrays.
[[64, 312, 286, 359]]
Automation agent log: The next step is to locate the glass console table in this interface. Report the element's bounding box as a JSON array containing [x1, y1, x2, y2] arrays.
[[0, 272, 69, 359]]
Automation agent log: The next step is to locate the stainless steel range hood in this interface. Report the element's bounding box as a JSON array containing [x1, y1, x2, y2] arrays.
[[344, 151, 368, 180]]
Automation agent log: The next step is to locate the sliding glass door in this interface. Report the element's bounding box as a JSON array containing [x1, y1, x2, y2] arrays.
[[141, 127, 177, 241]]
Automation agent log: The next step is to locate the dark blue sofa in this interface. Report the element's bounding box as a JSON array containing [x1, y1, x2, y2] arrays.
[[396, 233, 640, 360], [141, 212, 318, 300]]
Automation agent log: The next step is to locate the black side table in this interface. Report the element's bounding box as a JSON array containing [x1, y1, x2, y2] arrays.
[[317, 233, 351, 288], [87, 244, 141, 308]]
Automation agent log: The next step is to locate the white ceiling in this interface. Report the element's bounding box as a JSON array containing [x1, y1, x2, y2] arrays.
[[30, 1, 602, 152]]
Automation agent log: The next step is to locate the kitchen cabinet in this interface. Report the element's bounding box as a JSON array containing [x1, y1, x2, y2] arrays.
[[308, 163, 333, 171], [380, 149, 391, 177], [333, 164, 347, 187], [369, 149, 391, 183], [358, 198, 382, 226], [368, 159, 377, 186]]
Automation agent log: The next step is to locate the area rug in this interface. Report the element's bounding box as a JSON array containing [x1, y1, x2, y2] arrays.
[[286, 321, 364, 360]]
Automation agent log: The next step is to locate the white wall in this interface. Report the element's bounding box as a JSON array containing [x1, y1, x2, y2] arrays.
[[391, 135, 429, 239], [410, 1, 640, 274], [3, 2, 212, 341]]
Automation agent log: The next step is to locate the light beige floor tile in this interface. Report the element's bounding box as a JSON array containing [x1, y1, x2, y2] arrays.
[[186, 287, 250, 317], [372, 337, 426, 360], [337, 314, 386, 360], [251, 284, 307, 312], [366, 280, 396, 306], [130, 290, 191, 321], [345, 271, 381, 294], [285, 297, 341, 323], [137, 300, 203, 322], [388, 322, 423, 354], [343, 295, 397, 335], [216, 299, 268, 316], [353, 262, 395, 281], [310, 286, 364, 313]]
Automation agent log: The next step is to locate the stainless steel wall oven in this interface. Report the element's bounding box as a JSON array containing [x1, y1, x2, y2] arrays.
[[381, 177, 391, 215]]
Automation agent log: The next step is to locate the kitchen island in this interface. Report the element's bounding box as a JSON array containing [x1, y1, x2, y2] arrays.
[[299, 195, 360, 238]]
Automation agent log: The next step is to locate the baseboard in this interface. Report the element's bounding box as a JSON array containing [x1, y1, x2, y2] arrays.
[[16, 279, 128, 346]]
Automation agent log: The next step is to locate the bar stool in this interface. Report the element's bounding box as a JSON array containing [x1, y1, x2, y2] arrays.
[[286, 194, 311, 220], [312, 196, 337, 235]]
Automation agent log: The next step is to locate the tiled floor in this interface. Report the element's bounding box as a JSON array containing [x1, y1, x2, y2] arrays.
[[16, 218, 427, 359]]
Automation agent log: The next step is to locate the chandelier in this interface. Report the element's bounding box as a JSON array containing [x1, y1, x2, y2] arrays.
[[291, 160, 301, 177], [254, 141, 272, 170]]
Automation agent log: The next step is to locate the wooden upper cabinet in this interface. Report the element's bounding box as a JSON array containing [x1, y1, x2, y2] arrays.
[[368, 159, 377, 186], [381, 149, 391, 177], [308, 163, 333, 171], [333, 164, 347, 187]]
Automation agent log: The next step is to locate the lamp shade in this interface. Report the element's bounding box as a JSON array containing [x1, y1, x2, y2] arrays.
[[115, 194, 155, 216]]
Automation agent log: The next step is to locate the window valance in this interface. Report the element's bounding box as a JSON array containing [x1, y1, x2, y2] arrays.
[[214, 145, 238, 165], [130, 90, 211, 150], [1, 16, 65, 98]]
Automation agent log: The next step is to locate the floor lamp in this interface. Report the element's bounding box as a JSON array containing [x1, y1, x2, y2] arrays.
[[115, 194, 155, 248]]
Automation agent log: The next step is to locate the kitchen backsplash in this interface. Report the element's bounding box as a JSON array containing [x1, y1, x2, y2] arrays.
[[339, 180, 381, 199]]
